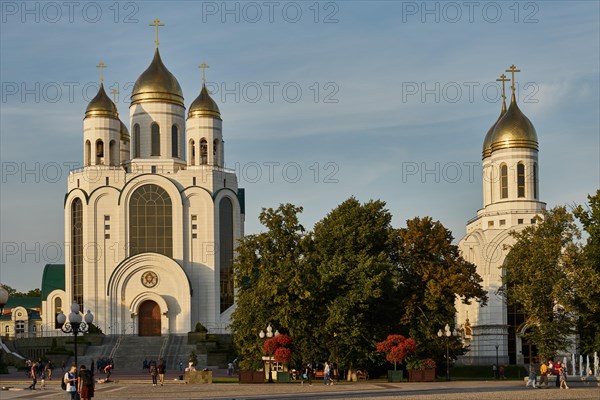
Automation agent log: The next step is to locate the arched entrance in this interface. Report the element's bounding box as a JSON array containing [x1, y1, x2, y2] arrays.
[[138, 300, 161, 336]]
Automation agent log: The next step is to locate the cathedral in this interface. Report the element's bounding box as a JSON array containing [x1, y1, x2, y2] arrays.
[[455, 67, 547, 365], [39, 24, 245, 336]]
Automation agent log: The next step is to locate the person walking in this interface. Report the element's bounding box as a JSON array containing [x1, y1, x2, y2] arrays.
[[554, 360, 561, 387], [559, 365, 569, 389], [64, 365, 78, 400], [46, 360, 53, 380], [157, 358, 166, 386], [526, 364, 537, 388], [323, 362, 330, 385], [78, 364, 95, 400], [28, 362, 37, 390], [149, 360, 158, 387], [539, 360, 549, 388]]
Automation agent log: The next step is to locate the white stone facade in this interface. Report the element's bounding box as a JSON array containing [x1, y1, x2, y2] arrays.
[[42, 50, 244, 336]]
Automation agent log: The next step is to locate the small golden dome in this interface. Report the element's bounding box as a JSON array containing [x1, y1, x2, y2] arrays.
[[85, 83, 118, 119], [188, 84, 221, 119], [120, 120, 130, 141], [131, 49, 184, 107], [490, 96, 538, 152], [482, 103, 506, 159]]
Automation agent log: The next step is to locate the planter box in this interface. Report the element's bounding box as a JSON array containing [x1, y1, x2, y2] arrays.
[[184, 370, 212, 384], [187, 332, 207, 344], [408, 369, 436, 382], [277, 371, 291, 383], [387, 370, 403, 382], [238, 370, 264, 383]]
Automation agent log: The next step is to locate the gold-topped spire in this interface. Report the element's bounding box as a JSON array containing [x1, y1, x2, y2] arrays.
[[199, 63, 209, 85], [150, 18, 164, 48], [96, 62, 107, 83], [496, 73, 510, 113], [505, 64, 521, 102], [110, 88, 119, 103]]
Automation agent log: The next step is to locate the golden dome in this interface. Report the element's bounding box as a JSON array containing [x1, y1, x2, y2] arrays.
[[188, 84, 221, 119], [482, 101, 507, 159], [490, 95, 538, 152], [85, 83, 118, 119], [120, 120, 130, 141], [131, 49, 184, 107]]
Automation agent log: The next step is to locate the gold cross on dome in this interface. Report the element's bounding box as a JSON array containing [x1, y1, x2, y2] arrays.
[[199, 63, 209, 84], [150, 18, 165, 48], [505, 64, 521, 96], [96, 62, 107, 83], [496, 73, 510, 110], [110, 88, 119, 103]]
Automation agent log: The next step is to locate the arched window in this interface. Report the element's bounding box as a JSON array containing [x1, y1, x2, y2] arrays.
[[133, 124, 140, 158], [151, 123, 160, 156], [171, 125, 178, 158], [109, 140, 117, 166], [54, 297, 62, 329], [213, 139, 219, 166], [95, 139, 104, 165], [500, 164, 508, 199], [85, 140, 91, 166], [200, 139, 208, 165], [189, 139, 196, 165], [219, 197, 234, 312], [517, 162, 525, 198], [71, 198, 83, 312], [533, 163, 538, 199], [129, 184, 172, 257]]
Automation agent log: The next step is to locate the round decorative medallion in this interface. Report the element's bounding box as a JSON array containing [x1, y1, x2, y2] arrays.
[[16, 311, 23, 317], [141, 271, 159, 288]]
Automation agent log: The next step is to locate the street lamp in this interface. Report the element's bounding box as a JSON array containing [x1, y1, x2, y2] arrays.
[[495, 344, 499, 379], [259, 324, 279, 383], [56, 302, 94, 373], [437, 324, 458, 381]]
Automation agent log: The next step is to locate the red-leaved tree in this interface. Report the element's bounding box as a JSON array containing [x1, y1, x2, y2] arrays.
[[376, 334, 417, 370]]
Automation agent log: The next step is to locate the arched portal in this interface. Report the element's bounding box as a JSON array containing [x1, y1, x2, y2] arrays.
[[138, 300, 161, 336]]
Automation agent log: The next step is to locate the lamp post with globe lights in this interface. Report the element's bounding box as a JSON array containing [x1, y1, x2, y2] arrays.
[[259, 324, 279, 383], [56, 302, 94, 372], [437, 324, 458, 381]]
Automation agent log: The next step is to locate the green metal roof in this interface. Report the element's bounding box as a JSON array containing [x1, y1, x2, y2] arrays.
[[5, 297, 41, 310], [41, 263, 65, 299]]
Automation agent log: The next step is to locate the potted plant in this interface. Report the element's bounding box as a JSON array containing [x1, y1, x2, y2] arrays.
[[263, 334, 292, 382], [376, 334, 416, 382], [406, 357, 437, 382]]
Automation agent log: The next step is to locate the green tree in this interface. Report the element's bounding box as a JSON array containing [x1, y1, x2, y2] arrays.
[[310, 198, 399, 371], [501, 206, 600, 359], [574, 190, 600, 353], [230, 204, 317, 369], [396, 217, 487, 358]]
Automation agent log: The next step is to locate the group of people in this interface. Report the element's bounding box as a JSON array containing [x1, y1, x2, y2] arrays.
[[26, 358, 55, 390], [63, 363, 96, 400], [145, 357, 166, 387], [527, 359, 569, 389], [300, 361, 337, 386]]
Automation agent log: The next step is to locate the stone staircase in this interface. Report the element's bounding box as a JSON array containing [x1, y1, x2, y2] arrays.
[[71, 334, 221, 372]]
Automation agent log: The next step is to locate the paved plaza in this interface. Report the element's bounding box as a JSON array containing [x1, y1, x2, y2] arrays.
[[1, 371, 598, 400]]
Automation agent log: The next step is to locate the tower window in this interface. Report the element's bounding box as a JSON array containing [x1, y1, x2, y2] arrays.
[[171, 125, 178, 158], [71, 198, 84, 313], [500, 164, 508, 199], [200, 139, 208, 165], [95, 139, 104, 165], [517, 162, 525, 198], [85, 140, 91, 166], [151, 123, 160, 156], [189, 139, 196, 166], [134, 124, 140, 158], [213, 139, 219, 165]]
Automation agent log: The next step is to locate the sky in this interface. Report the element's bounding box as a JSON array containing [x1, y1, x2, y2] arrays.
[[1, 1, 599, 292]]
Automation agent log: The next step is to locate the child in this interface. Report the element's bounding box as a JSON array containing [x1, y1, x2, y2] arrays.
[[41, 371, 46, 390]]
